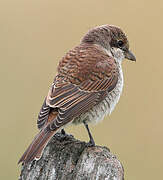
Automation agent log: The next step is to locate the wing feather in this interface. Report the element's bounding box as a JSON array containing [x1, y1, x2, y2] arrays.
[[49, 91, 98, 130], [37, 98, 51, 129]]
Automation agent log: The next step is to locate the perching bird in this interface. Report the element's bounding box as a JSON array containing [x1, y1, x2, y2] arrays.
[[18, 25, 136, 164]]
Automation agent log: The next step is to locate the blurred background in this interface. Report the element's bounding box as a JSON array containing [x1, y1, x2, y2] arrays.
[[0, 0, 162, 179]]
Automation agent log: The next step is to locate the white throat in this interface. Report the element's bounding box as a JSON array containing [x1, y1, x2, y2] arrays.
[[101, 46, 125, 65], [110, 47, 125, 63]]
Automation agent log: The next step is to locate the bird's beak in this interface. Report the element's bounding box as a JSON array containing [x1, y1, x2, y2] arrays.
[[125, 50, 136, 61]]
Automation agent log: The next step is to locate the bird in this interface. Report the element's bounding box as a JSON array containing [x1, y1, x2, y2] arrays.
[[18, 24, 136, 164]]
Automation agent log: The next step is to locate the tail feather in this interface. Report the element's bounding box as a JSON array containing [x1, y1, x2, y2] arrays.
[[18, 126, 57, 164]]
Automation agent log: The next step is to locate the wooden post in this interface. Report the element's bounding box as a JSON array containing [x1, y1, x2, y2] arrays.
[[19, 133, 124, 180]]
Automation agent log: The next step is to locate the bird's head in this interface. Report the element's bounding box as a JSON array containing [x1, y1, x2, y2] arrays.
[[81, 24, 136, 62]]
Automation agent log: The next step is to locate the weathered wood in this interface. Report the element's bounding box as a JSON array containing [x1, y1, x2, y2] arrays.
[[19, 133, 124, 180]]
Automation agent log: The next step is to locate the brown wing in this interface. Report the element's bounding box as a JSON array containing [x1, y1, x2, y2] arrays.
[[47, 80, 118, 131], [37, 44, 119, 130], [45, 44, 118, 130]]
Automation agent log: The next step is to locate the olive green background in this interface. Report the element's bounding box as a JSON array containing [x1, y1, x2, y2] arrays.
[[0, 0, 162, 179]]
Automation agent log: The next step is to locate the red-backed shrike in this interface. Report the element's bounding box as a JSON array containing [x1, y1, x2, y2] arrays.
[[19, 25, 136, 164]]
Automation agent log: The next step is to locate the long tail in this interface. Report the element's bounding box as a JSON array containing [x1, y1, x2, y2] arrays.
[[18, 126, 58, 164]]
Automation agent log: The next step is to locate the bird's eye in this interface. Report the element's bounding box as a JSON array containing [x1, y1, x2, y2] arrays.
[[117, 40, 124, 47]]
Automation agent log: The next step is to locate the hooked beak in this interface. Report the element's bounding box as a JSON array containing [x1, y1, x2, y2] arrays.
[[125, 50, 136, 61]]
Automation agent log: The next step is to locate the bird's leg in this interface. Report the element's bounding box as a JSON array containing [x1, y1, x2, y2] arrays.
[[83, 121, 95, 146], [61, 129, 66, 135]]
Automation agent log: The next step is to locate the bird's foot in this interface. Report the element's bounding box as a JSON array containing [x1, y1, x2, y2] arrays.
[[83, 121, 96, 147]]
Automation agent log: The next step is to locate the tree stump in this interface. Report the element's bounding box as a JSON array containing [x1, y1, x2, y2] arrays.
[[19, 133, 124, 180]]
